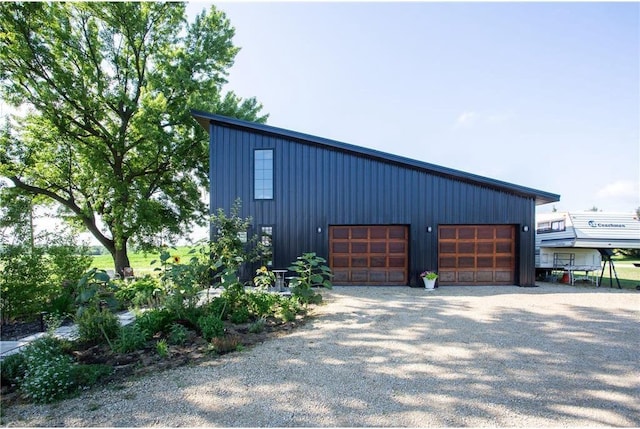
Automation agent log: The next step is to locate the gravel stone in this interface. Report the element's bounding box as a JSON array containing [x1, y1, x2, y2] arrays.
[[2, 283, 639, 427]]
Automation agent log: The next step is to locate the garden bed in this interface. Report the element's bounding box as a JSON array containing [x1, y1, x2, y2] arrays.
[[1, 313, 309, 407]]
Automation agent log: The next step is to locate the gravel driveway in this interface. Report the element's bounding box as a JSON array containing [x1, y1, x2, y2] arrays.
[[3, 283, 639, 427]]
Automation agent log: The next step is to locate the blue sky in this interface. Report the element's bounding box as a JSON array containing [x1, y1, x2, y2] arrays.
[[188, 1, 639, 214]]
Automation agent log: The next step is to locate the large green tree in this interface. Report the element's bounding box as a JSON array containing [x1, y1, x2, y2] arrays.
[[0, 2, 267, 274]]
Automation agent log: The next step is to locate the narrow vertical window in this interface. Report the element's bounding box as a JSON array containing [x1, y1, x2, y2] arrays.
[[260, 226, 273, 266], [254, 149, 273, 200]]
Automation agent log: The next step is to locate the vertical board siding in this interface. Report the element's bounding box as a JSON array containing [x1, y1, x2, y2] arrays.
[[210, 124, 537, 286]]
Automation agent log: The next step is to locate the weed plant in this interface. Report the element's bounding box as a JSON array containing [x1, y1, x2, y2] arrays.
[[168, 323, 189, 345], [248, 318, 265, 334], [113, 324, 148, 353], [76, 307, 120, 345], [156, 339, 169, 358]]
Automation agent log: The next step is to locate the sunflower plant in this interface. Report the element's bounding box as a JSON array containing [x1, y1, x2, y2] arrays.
[[253, 266, 276, 289]]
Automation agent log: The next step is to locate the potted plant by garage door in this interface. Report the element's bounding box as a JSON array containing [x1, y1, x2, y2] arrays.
[[420, 271, 438, 290]]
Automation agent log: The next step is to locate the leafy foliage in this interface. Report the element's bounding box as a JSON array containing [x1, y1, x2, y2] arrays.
[[20, 336, 75, 404], [0, 352, 27, 388], [288, 252, 333, 305], [197, 314, 225, 341], [134, 308, 175, 338], [75, 307, 121, 346], [75, 268, 119, 316], [113, 324, 148, 354], [0, 245, 52, 322], [114, 275, 165, 309], [167, 323, 189, 346], [253, 266, 276, 289], [0, 233, 92, 322], [0, 2, 267, 273]]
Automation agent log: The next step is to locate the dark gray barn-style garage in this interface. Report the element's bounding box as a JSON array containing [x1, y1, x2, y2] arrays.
[[192, 111, 560, 287]]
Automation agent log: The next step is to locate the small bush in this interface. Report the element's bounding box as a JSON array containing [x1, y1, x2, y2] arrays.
[[168, 323, 189, 345], [279, 297, 302, 322], [246, 291, 278, 318], [114, 275, 164, 309], [1, 352, 27, 387], [135, 308, 174, 338], [197, 314, 224, 341], [230, 306, 250, 324], [156, 339, 169, 358], [76, 308, 120, 345], [248, 318, 265, 334], [203, 296, 229, 320], [20, 336, 75, 404], [113, 324, 148, 353]]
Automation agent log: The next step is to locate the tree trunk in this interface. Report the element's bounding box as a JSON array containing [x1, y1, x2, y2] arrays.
[[104, 240, 131, 277]]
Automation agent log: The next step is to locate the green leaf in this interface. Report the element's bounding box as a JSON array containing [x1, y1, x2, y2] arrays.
[[95, 271, 111, 282]]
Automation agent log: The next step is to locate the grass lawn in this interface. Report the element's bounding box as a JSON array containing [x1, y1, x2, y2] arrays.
[[91, 246, 203, 275], [598, 259, 640, 289]]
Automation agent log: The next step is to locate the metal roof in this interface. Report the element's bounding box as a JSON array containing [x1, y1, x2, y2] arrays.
[[192, 110, 560, 206]]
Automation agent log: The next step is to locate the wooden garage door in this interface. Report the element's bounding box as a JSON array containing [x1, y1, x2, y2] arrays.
[[330, 225, 408, 285], [438, 225, 516, 285]]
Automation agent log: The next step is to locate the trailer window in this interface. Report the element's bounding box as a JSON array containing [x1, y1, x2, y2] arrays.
[[537, 220, 565, 234]]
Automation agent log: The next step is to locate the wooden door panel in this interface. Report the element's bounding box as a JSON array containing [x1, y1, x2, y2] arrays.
[[330, 225, 408, 285], [438, 225, 516, 285]]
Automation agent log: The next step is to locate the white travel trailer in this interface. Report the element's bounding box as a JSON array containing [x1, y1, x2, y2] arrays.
[[535, 212, 640, 284]]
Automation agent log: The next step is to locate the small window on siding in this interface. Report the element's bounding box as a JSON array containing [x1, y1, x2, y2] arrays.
[[260, 226, 273, 267], [254, 149, 273, 200]]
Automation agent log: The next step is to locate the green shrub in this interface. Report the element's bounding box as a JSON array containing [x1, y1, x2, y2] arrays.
[[47, 288, 75, 318], [175, 305, 205, 330], [197, 314, 224, 341], [135, 308, 174, 338], [47, 242, 92, 296], [113, 324, 148, 353], [248, 318, 265, 334], [76, 307, 120, 345], [203, 296, 229, 320], [230, 306, 250, 324], [246, 291, 279, 318], [72, 364, 112, 389], [279, 297, 302, 322], [114, 275, 164, 309], [1, 352, 27, 387], [168, 323, 189, 346], [0, 245, 52, 322], [20, 336, 75, 404], [156, 339, 169, 358]]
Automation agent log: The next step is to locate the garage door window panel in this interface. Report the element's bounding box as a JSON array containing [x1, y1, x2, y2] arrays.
[[458, 242, 475, 254], [370, 242, 386, 253], [370, 256, 386, 267]]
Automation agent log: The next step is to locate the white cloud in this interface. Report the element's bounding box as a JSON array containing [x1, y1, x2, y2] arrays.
[[596, 180, 639, 199], [455, 111, 478, 127]]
